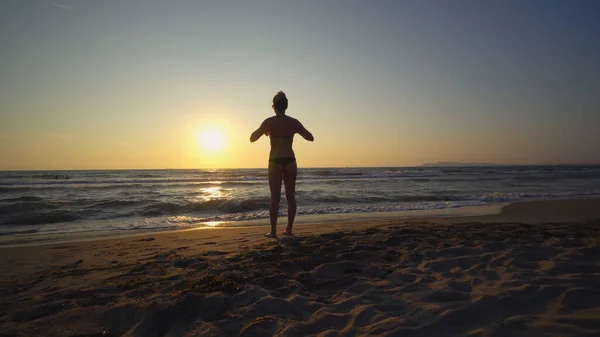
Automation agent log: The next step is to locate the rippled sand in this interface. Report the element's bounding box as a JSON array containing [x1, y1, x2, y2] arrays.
[[1, 198, 600, 336]]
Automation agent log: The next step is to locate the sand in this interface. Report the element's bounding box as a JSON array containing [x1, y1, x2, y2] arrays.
[[1, 198, 600, 336]]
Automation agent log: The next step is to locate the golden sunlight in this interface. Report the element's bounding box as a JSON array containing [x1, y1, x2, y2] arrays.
[[198, 128, 226, 152]]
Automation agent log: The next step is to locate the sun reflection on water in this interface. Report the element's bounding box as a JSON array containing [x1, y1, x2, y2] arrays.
[[200, 186, 224, 200], [203, 221, 224, 227]]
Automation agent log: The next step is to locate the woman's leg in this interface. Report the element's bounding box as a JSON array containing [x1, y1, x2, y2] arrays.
[[283, 161, 298, 235], [267, 162, 283, 237]]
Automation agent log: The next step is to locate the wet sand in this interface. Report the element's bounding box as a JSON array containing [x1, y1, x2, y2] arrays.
[[1, 198, 600, 336]]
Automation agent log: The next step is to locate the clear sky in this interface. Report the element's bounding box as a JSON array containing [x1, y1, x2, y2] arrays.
[[1, 1, 599, 170]]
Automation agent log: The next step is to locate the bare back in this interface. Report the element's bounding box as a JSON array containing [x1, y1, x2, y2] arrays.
[[250, 112, 313, 158], [255, 114, 311, 159], [266, 115, 298, 158]]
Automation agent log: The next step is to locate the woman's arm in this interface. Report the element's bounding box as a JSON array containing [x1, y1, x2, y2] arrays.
[[296, 120, 314, 141], [250, 119, 270, 142]]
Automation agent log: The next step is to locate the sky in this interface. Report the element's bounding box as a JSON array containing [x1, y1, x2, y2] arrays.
[[1, 0, 599, 170]]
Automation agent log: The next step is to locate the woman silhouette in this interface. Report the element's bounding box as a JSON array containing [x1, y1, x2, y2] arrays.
[[250, 91, 314, 238]]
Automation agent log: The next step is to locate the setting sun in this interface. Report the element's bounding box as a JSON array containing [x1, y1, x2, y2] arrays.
[[198, 128, 226, 152]]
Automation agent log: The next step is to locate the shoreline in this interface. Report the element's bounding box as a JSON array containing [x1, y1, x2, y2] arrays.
[[0, 202, 509, 248], [2, 196, 599, 248]]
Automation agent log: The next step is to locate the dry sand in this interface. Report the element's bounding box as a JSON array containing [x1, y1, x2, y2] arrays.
[[1, 198, 600, 336]]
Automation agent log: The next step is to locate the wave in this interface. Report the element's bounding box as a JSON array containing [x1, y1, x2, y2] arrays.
[[0, 198, 140, 218], [127, 173, 165, 178], [0, 177, 266, 189], [2, 166, 599, 229], [472, 190, 600, 202], [0, 186, 64, 192], [0, 196, 45, 202], [0, 201, 57, 214], [69, 170, 448, 184], [182, 201, 477, 223], [91, 199, 143, 208], [3, 211, 81, 226], [302, 193, 458, 204], [83, 181, 262, 191], [140, 198, 271, 216], [30, 173, 71, 180], [439, 177, 504, 183], [0, 229, 40, 236], [92, 183, 147, 190], [313, 169, 364, 177], [512, 172, 597, 181], [3, 168, 598, 192], [2, 193, 599, 229]]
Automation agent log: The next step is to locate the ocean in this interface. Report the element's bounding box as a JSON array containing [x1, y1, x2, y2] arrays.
[[1, 165, 599, 243]]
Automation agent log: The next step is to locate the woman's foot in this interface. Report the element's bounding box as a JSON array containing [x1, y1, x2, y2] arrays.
[[283, 228, 294, 236], [265, 232, 277, 238]]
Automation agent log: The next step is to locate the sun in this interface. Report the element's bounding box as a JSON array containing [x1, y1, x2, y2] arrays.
[[198, 128, 226, 152]]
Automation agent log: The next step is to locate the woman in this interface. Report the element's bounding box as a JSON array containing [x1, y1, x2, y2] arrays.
[[250, 91, 314, 238]]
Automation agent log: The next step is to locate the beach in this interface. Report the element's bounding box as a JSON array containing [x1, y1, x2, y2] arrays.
[[1, 198, 600, 336], [3, 1, 600, 336]]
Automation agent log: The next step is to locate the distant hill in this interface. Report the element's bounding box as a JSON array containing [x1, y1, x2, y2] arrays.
[[420, 162, 509, 167]]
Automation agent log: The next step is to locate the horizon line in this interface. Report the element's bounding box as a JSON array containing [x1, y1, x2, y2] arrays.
[[2, 162, 600, 172]]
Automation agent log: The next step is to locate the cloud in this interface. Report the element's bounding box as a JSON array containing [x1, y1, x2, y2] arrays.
[[52, 2, 73, 10]]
